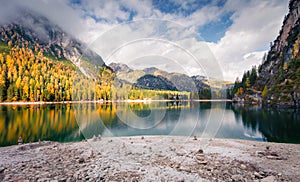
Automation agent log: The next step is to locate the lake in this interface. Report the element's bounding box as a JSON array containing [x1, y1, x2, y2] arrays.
[[1, 101, 300, 147]]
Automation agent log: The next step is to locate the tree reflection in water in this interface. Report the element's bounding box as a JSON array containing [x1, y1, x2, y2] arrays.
[[1, 102, 300, 147]]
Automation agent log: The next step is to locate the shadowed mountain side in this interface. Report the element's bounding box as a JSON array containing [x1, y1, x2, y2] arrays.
[[134, 74, 177, 91]]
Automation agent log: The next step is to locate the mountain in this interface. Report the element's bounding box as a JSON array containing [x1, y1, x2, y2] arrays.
[[191, 75, 210, 91], [143, 67, 159, 74], [256, 0, 299, 87], [109, 63, 144, 83], [232, 0, 300, 107], [0, 9, 115, 102], [109, 62, 132, 73], [134, 74, 177, 91], [0, 10, 104, 77], [108, 62, 210, 92]]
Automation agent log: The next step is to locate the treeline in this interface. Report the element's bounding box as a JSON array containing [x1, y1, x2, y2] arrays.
[[230, 58, 300, 103], [229, 66, 258, 99], [189, 88, 228, 100]]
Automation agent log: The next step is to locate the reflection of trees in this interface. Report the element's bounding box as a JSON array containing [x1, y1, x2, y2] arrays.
[[6, 102, 298, 146], [0, 104, 79, 146], [231, 104, 300, 143]]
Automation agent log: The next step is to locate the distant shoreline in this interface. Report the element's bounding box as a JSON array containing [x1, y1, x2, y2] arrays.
[[0, 99, 232, 105]]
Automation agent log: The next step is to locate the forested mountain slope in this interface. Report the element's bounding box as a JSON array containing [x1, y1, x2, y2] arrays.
[[0, 10, 113, 102], [232, 0, 300, 108]]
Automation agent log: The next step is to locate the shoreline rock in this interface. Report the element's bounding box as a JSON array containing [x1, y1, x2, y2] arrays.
[[0, 136, 299, 181]]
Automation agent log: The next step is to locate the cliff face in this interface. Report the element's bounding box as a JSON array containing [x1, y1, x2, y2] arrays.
[[254, 0, 300, 107]]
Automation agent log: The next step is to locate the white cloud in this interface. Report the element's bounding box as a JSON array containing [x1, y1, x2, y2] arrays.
[[208, 0, 289, 81], [87, 19, 223, 80]]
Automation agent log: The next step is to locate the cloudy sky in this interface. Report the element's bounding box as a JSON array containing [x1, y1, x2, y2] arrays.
[[4, 0, 289, 81]]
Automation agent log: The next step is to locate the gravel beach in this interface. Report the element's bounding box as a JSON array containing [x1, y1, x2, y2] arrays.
[[0, 136, 299, 182]]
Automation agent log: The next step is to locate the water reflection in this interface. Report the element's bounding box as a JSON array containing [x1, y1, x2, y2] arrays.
[[0, 104, 82, 147], [230, 104, 300, 143], [0, 102, 300, 147]]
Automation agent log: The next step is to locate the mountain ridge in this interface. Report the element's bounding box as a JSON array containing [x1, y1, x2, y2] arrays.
[[108, 62, 211, 92]]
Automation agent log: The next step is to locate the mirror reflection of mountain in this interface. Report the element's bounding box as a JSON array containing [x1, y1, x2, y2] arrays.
[[230, 104, 300, 143], [1, 102, 300, 147]]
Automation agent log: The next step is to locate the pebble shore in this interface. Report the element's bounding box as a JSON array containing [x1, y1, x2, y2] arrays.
[[0, 136, 299, 181]]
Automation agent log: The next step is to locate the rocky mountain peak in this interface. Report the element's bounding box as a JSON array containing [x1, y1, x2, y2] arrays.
[[108, 62, 133, 73], [256, 0, 300, 87]]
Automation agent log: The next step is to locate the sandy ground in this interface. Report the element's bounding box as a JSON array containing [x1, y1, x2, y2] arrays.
[[0, 136, 299, 182]]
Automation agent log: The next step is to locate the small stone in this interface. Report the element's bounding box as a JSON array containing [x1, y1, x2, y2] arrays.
[[78, 157, 85, 163], [270, 152, 279, 157], [0, 167, 5, 173], [261, 176, 276, 182], [195, 155, 205, 161], [196, 160, 208, 165], [232, 174, 243, 182], [240, 164, 247, 170], [193, 136, 197, 140], [259, 171, 265, 176], [266, 155, 284, 160], [179, 166, 191, 173], [255, 151, 265, 156], [58, 178, 67, 182], [141, 136, 144, 140], [197, 149, 204, 154], [103, 166, 110, 170], [99, 176, 105, 181], [254, 172, 263, 179], [266, 146, 270, 150], [177, 178, 184, 182], [157, 154, 164, 158]]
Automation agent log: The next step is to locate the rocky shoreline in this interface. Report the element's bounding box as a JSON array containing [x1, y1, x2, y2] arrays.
[[0, 136, 299, 182]]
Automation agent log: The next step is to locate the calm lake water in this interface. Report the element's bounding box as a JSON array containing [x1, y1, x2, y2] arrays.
[[1, 101, 300, 147]]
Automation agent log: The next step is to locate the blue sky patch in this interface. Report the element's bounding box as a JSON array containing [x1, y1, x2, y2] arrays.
[[198, 12, 233, 43], [152, 0, 209, 16]]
